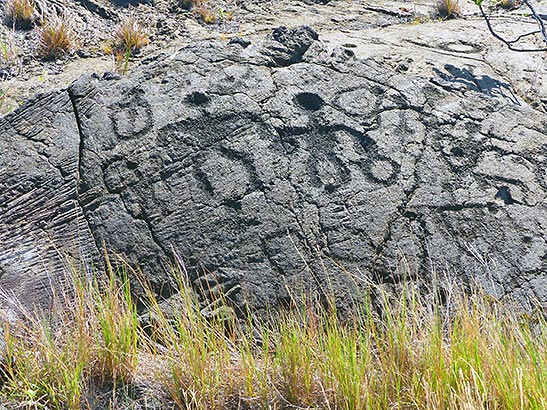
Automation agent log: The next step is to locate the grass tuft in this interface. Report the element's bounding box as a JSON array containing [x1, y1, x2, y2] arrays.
[[106, 15, 149, 74], [196, 5, 217, 24], [36, 14, 75, 59], [113, 15, 149, 55], [0, 31, 18, 66], [3, 0, 35, 29], [0, 88, 16, 115], [0, 255, 139, 409], [497, 0, 521, 9], [436, 0, 461, 19]]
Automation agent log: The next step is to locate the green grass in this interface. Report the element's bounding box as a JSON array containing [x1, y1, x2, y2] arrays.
[[2, 258, 547, 409]]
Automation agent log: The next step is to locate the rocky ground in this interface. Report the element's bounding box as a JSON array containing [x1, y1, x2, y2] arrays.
[[1, 0, 547, 113]]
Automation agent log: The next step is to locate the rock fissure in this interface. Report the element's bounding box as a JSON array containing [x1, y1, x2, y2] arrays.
[[67, 87, 99, 256]]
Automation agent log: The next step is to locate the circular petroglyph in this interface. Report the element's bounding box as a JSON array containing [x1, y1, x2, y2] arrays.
[[111, 93, 154, 139], [440, 41, 481, 54]]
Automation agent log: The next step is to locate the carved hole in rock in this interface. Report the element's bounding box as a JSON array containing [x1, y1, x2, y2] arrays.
[[295, 92, 325, 111], [451, 147, 464, 157], [495, 186, 514, 205], [187, 91, 210, 105], [342, 43, 357, 48], [127, 160, 138, 170]]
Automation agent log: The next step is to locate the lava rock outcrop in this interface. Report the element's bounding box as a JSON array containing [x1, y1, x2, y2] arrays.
[[2, 27, 547, 311]]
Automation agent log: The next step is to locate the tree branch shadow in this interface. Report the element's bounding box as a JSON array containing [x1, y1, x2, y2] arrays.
[[434, 64, 521, 105]]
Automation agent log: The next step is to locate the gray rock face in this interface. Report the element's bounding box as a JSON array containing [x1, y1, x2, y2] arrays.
[[0, 91, 97, 309], [2, 27, 547, 312]]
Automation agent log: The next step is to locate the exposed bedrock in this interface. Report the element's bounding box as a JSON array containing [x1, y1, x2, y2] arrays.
[[2, 27, 547, 312]]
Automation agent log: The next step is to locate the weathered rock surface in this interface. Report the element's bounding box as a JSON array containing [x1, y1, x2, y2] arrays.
[[5, 0, 547, 117], [2, 26, 547, 312], [0, 90, 97, 309]]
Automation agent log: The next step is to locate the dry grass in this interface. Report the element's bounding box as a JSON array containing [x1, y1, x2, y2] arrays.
[[178, 0, 233, 24], [497, 0, 521, 9], [104, 15, 149, 74], [36, 14, 75, 59], [113, 15, 149, 55], [0, 31, 18, 66], [0, 88, 16, 115], [197, 6, 217, 24], [3, 0, 35, 29], [436, 0, 461, 19], [0, 257, 139, 409], [2, 256, 547, 409]]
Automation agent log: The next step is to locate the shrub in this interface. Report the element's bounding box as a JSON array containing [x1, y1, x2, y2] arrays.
[[436, 0, 461, 19], [36, 14, 75, 59], [3, 0, 35, 29]]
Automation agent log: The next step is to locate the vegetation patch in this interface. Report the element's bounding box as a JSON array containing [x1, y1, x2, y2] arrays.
[[436, 0, 461, 19], [496, 0, 521, 10], [1, 255, 547, 409], [36, 14, 75, 59], [102, 15, 149, 74], [3, 0, 35, 30], [113, 15, 149, 56], [0, 88, 16, 115]]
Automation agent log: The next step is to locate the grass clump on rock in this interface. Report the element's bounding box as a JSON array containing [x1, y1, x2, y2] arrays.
[[497, 0, 521, 9], [436, 0, 461, 19], [36, 14, 75, 59], [113, 15, 149, 55], [3, 0, 35, 29], [104, 15, 148, 74], [2, 257, 547, 409]]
